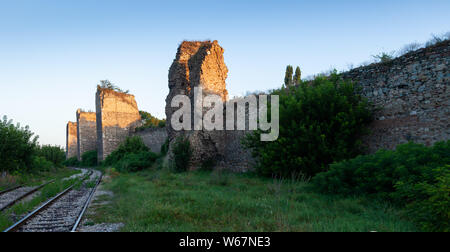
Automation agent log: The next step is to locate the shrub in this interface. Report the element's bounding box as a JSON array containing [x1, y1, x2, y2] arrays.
[[31, 156, 53, 172], [172, 137, 192, 173], [0, 116, 38, 173], [200, 158, 216, 171], [103, 136, 158, 172], [312, 141, 450, 232], [136, 111, 166, 132], [395, 165, 450, 232], [160, 138, 169, 156], [372, 52, 395, 63], [208, 169, 232, 186], [36, 145, 66, 167], [80, 150, 98, 167], [243, 72, 372, 177], [64, 157, 80, 167], [103, 136, 149, 167], [116, 151, 158, 173]]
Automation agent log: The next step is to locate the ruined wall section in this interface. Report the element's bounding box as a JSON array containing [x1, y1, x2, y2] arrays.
[[66, 122, 78, 159], [166, 41, 204, 140], [165, 41, 228, 169], [342, 40, 449, 152], [76, 110, 97, 161], [132, 128, 168, 153], [96, 87, 142, 161], [166, 40, 254, 171]]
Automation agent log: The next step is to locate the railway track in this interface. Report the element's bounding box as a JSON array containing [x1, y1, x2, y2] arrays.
[[0, 180, 54, 212], [3, 169, 102, 232], [0, 185, 23, 196]]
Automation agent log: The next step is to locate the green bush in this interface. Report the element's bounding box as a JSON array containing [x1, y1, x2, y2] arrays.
[[116, 151, 159, 173], [243, 72, 372, 177], [135, 111, 166, 132], [172, 137, 192, 173], [104, 136, 150, 167], [200, 158, 216, 171], [0, 116, 38, 173], [35, 145, 66, 167], [103, 136, 158, 172], [395, 165, 449, 232], [80, 150, 98, 167], [160, 138, 169, 156], [31, 156, 53, 172], [64, 156, 80, 167], [312, 141, 450, 231]]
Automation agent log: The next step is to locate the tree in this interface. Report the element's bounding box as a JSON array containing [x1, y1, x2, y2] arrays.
[[284, 65, 293, 87], [0, 116, 38, 172], [136, 111, 166, 131], [99, 80, 129, 94], [293, 66, 302, 85], [243, 72, 372, 178]]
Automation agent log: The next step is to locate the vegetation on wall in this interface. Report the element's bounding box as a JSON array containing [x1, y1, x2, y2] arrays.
[[98, 80, 129, 94], [312, 141, 450, 232], [244, 72, 372, 178], [135, 111, 166, 132]]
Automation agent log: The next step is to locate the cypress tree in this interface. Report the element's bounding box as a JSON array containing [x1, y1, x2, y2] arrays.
[[284, 65, 294, 87], [294, 66, 302, 85]]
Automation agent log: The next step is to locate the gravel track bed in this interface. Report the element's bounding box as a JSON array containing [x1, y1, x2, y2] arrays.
[[0, 186, 37, 210], [13, 169, 101, 232], [78, 179, 123, 232]]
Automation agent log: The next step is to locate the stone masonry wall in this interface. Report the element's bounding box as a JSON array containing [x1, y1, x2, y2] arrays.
[[96, 87, 142, 161], [166, 40, 253, 171], [76, 109, 97, 161], [66, 121, 78, 159], [132, 128, 168, 153], [165, 39, 448, 172], [342, 40, 449, 153]]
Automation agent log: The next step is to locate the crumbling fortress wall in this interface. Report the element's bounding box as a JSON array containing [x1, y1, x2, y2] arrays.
[[342, 40, 449, 153], [66, 122, 78, 159], [76, 109, 97, 160], [132, 128, 168, 153], [165, 39, 448, 171], [96, 87, 142, 161], [166, 40, 253, 171]]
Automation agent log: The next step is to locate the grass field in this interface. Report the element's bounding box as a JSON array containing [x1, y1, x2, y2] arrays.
[[88, 168, 418, 232]]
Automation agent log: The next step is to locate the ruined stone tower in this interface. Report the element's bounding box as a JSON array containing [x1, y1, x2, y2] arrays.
[[166, 40, 228, 138], [66, 121, 78, 159], [96, 87, 141, 161], [76, 109, 97, 161], [166, 40, 229, 169]]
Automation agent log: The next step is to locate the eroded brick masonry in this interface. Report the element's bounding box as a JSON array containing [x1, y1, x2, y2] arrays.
[[342, 40, 449, 153], [66, 121, 78, 159], [96, 87, 142, 161], [76, 109, 97, 160]]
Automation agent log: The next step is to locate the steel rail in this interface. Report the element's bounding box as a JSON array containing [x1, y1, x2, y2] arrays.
[[0, 185, 23, 196], [3, 170, 93, 232], [71, 172, 103, 232], [0, 180, 55, 212]]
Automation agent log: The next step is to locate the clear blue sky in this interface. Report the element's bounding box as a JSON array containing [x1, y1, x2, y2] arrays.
[[0, 0, 449, 147]]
